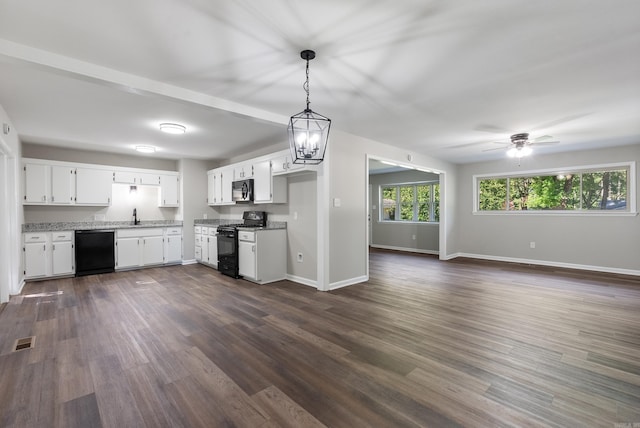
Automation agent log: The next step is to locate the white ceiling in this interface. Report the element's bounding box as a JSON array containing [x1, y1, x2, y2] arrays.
[[0, 0, 638, 163]]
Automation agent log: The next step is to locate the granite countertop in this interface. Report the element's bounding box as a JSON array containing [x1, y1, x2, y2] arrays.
[[193, 219, 287, 230], [22, 220, 183, 233]]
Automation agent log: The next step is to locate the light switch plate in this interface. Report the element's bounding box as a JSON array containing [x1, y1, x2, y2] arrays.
[[333, 198, 341, 207]]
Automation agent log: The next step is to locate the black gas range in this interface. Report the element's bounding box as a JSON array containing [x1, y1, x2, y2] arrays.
[[217, 211, 267, 278]]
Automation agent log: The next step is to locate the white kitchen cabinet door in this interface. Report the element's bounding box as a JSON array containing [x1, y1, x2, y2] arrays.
[[234, 162, 253, 180], [142, 236, 164, 265], [23, 163, 49, 204], [207, 172, 216, 205], [201, 233, 209, 263], [113, 171, 137, 184], [116, 237, 140, 269], [165, 236, 182, 263], [207, 235, 218, 266], [52, 241, 74, 275], [138, 173, 161, 185], [159, 175, 179, 207], [76, 168, 113, 205], [219, 167, 234, 205], [50, 166, 75, 205], [253, 160, 272, 203], [270, 154, 289, 175], [238, 241, 256, 279], [24, 242, 48, 278]]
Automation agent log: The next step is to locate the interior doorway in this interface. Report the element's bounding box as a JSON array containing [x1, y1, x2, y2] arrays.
[[366, 155, 444, 278]]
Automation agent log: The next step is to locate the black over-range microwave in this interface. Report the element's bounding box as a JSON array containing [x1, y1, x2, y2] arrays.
[[232, 178, 254, 202]]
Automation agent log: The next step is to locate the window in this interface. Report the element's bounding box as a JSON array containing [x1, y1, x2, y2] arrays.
[[475, 163, 633, 213], [380, 182, 439, 222]]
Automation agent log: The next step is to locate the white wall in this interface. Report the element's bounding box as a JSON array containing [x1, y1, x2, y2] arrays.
[[179, 158, 214, 260], [0, 104, 23, 302], [326, 130, 457, 289], [456, 143, 640, 274]]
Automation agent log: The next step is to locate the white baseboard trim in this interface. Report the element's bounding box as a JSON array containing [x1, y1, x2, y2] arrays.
[[370, 244, 439, 256], [329, 275, 368, 291], [286, 274, 317, 288], [453, 252, 640, 277], [182, 259, 198, 265]]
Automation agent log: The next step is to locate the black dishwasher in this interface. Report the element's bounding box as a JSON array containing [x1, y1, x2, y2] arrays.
[[75, 230, 115, 276]]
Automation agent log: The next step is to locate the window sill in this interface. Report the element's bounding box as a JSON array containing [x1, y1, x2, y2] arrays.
[[379, 220, 440, 224], [473, 211, 638, 217]]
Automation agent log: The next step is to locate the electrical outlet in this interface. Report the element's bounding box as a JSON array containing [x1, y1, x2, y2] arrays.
[[297, 253, 303, 263], [530, 241, 536, 249], [203, 213, 208, 219], [412, 234, 416, 240]]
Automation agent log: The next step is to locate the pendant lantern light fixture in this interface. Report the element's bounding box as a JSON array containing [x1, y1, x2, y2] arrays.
[[287, 50, 331, 165]]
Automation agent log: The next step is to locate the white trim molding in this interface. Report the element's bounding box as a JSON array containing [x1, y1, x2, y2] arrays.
[[453, 253, 640, 277], [286, 274, 317, 289], [371, 245, 439, 256], [329, 275, 368, 291]]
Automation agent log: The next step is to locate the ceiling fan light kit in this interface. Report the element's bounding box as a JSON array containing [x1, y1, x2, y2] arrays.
[[287, 49, 331, 165]]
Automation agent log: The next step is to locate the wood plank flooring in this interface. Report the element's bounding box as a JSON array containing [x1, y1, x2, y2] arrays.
[[1, 249, 639, 427]]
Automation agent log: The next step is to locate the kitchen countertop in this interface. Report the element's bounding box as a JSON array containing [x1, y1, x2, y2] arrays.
[[22, 220, 183, 233], [194, 219, 287, 230]]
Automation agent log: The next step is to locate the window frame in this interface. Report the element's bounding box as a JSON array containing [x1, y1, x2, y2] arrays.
[[473, 161, 636, 216], [379, 181, 440, 223]]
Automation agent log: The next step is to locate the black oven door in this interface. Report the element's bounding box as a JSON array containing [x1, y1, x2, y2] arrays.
[[217, 229, 239, 278]]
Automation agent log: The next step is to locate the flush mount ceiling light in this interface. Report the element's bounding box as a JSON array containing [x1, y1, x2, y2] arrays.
[[135, 145, 156, 154], [287, 50, 331, 165], [159, 123, 186, 134]]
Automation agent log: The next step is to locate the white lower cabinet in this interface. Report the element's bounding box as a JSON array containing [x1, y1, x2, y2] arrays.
[[195, 226, 218, 268], [24, 231, 74, 279], [51, 232, 74, 275], [164, 227, 183, 264], [237, 229, 286, 284], [207, 229, 218, 268], [116, 228, 165, 269], [194, 226, 203, 261]]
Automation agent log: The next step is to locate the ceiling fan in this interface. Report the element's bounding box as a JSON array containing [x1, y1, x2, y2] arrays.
[[483, 133, 559, 158]]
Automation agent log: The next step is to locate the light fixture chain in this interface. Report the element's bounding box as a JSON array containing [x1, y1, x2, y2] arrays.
[[304, 58, 310, 110]]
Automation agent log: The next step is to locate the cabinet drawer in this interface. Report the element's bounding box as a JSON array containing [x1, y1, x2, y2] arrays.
[[52, 231, 73, 242], [166, 227, 182, 235], [238, 231, 255, 242], [117, 228, 163, 238], [209, 228, 218, 236], [201, 227, 209, 235], [194, 226, 202, 234], [195, 247, 202, 260], [195, 235, 202, 246], [24, 233, 47, 243]]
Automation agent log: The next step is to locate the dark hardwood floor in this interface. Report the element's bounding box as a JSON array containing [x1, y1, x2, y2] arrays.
[[1, 249, 639, 427]]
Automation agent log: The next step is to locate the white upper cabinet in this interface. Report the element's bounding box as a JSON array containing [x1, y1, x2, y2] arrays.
[[23, 163, 49, 204], [50, 166, 75, 205], [24, 163, 77, 205], [23, 158, 181, 208], [253, 159, 287, 204], [208, 166, 235, 205], [113, 171, 160, 185], [271, 149, 316, 176], [159, 174, 179, 207], [207, 172, 216, 205], [75, 168, 113, 205], [234, 162, 254, 180]]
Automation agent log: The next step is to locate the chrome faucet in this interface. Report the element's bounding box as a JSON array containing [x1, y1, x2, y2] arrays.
[[133, 208, 140, 225]]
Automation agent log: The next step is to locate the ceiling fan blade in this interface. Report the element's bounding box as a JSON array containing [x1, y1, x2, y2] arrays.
[[474, 124, 513, 134], [482, 146, 509, 152], [530, 141, 560, 146], [532, 135, 554, 141]]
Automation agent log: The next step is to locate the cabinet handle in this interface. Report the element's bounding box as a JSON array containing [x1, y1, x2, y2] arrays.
[[252, 245, 255, 253], [53, 244, 56, 250], [51, 196, 55, 202]]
